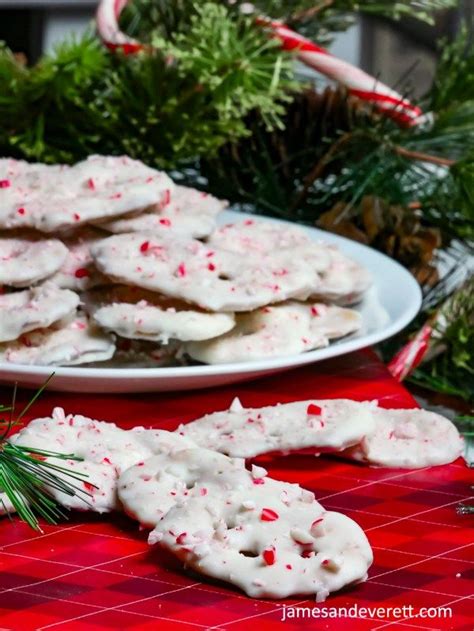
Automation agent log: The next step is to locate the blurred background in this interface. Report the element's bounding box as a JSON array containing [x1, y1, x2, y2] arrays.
[[0, 0, 472, 96]]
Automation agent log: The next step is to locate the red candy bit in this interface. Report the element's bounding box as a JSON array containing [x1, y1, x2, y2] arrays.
[[311, 306, 319, 317], [83, 481, 95, 493], [159, 217, 171, 226], [87, 178, 95, 190], [0, 179, 11, 188], [207, 262, 216, 271], [17, 207, 25, 215], [176, 263, 187, 277], [307, 403, 322, 416], [286, 564, 292, 570], [262, 547, 276, 565], [244, 219, 254, 226], [200, 488, 208, 496], [176, 532, 187, 545], [140, 241, 150, 253], [162, 189, 171, 206], [252, 478, 265, 485], [206, 251, 215, 258], [102, 457, 112, 464], [302, 549, 315, 559], [74, 268, 90, 279], [110, 192, 122, 200], [73, 213, 81, 221], [260, 508, 279, 522]]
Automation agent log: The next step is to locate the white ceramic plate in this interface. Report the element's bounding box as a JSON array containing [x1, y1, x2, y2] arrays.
[[0, 211, 421, 392]]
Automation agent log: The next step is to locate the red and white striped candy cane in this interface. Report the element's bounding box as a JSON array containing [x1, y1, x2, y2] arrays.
[[259, 18, 424, 126], [96, 0, 144, 54], [387, 323, 433, 381], [96, 0, 425, 126]]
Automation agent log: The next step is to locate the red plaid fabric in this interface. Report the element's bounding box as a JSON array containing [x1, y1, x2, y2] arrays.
[[0, 350, 472, 630]]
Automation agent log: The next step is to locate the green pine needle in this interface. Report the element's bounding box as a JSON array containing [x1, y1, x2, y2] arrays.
[[0, 377, 91, 531]]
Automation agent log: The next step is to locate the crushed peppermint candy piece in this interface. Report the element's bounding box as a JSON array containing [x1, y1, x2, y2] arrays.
[[262, 547, 276, 566], [260, 508, 279, 521]]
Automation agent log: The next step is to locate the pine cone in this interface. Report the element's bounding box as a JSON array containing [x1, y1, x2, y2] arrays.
[[318, 196, 441, 285], [202, 86, 375, 204]]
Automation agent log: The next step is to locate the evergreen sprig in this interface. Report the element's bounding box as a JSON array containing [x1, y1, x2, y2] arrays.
[[152, 3, 296, 130], [0, 378, 90, 531], [120, 0, 458, 46], [409, 278, 474, 402]]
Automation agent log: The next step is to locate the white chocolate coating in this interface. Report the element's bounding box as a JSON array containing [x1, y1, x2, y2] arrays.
[[178, 398, 377, 457], [0, 283, 80, 342], [0, 156, 174, 232], [185, 301, 362, 364], [6, 409, 195, 513], [91, 233, 318, 312], [0, 236, 68, 287], [344, 407, 463, 468], [119, 447, 372, 599], [0, 314, 115, 366], [102, 185, 226, 239], [88, 285, 235, 344]]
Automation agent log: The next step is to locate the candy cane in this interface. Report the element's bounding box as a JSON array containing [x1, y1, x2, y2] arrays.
[[96, 0, 144, 54], [387, 323, 433, 381], [96, 0, 425, 126], [259, 18, 425, 126]]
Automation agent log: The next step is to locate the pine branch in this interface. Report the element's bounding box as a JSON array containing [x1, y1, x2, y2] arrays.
[[248, 0, 458, 42], [152, 3, 297, 130], [119, 0, 457, 47], [0, 378, 90, 531], [409, 276, 474, 402]]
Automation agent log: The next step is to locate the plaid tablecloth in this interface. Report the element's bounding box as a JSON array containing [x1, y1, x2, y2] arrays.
[[0, 350, 472, 630]]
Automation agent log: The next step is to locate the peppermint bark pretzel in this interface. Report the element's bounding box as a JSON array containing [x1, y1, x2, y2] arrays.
[[0, 155, 174, 232], [0, 284, 80, 343], [118, 448, 372, 599], [87, 285, 235, 343], [0, 235, 68, 287], [207, 219, 371, 304], [185, 301, 362, 364], [91, 232, 318, 312], [179, 397, 463, 467], [343, 407, 464, 468], [0, 409, 196, 515], [177, 397, 376, 458], [0, 314, 115, 366], [313, 245, 372, 305], [102, 185, 227, 239]]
